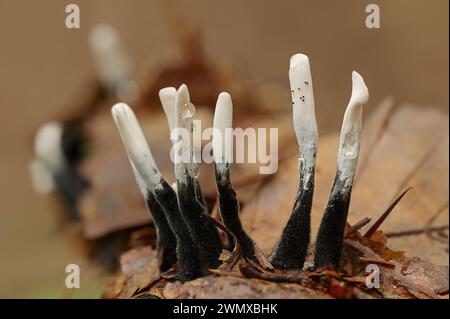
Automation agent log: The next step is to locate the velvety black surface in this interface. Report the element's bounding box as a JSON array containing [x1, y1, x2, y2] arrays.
[[153, 179, 205, 281], [176, 170, 222, 269], [271, 175, 314, 270], [53, 167, 88, 221], [145, 192, 178, 272], [314, 174, 352, 269], [53, 121, 90, 221], [215, 166, 256, 261]]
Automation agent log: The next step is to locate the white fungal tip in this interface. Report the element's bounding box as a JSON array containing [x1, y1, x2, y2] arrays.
[[213, 92, 233, 165], [217, 91, 232, 104], [177, 84, 190, 103], [336, 71, 369, 186], [350, 71, 369, 105], [34, 121, 65, 172], [111, 103, 161, 190], [175, 84, 195, 125], [159, 87, 177, 103], [89, 24, 132, 90], [289, 53, 310, 70], [289, 53, 313, 88], [89, 24, 119, 50], [289, 53, 318, 161], [159, 87, 177, 132], [111, 102, 129, 122], [214, 92, 233, 130]]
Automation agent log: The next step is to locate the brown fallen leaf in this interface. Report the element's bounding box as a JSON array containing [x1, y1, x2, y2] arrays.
[[102, 246, 161, 299]]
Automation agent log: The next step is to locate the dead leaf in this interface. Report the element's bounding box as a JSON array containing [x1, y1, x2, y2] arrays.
[[102, 246, 161, 299]]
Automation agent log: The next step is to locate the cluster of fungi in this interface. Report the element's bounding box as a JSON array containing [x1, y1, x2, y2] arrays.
[[30, 25, 447, 298], [111, 53, 369, 282]]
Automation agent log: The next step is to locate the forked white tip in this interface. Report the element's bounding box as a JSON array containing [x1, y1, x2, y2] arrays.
[[174, 84, 195, 129], [89, 24, 133, 91], [111, 103, 161, 190], [159, 87, 177, 133], [350, 71, 369, 106], [337, 71, 369, 187], [213, 92, 233, 165], [173, 84, 198, 183], [289, 53, 318, 172]]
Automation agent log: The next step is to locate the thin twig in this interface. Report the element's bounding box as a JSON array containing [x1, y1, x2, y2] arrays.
[[364, 187, 413, 238], [239, 260, 306, 284], [207, 215, 242, 270], [385, 225, 449, 238], [345, 217, 372, 238], [359, 257, 395, 269]]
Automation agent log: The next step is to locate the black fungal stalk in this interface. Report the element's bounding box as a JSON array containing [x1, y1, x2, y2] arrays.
[[271, 54, 318, 270], [31, 122, 89, 221], [145, 191, 178, 272], [153, 179, 206, 280], [212, 92, 264, 263], [214, 163, 257, 261], [314, 71, 369, 269], [271, 165, 315, 269], [176, 168, 223, 269], [314, 177, 352, 269]]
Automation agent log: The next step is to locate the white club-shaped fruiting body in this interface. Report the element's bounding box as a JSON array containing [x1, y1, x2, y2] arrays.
[[289, 53, 318, 178], [336, 71, 369, 189], [89, 24, 138, 100], [159, 87, 177, 135], [29, 122, 65, 194], [270, 53, 318, 270], [213, 92, 233, 173], [314, 70, 369, 270], [211, 91, 269, 264], [111, 103, 162, 192], [173, 84, 198, 184], [112, 103, 203, 275], [170, 84, 222, 268]]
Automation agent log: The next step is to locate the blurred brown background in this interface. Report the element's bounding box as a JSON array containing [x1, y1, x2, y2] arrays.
[[0, 0, 448, 297]]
